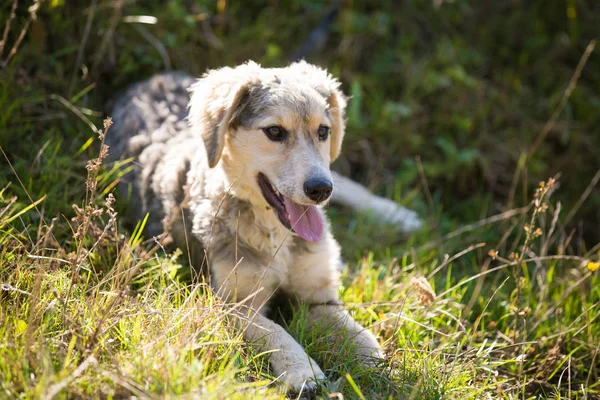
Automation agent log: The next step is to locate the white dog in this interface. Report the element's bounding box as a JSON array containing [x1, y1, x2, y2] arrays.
[[108, 61, 419, 392]]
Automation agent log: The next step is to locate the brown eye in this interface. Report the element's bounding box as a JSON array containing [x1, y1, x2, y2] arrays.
[[318, 125, 330, 141], [263, 125, 286, 141]]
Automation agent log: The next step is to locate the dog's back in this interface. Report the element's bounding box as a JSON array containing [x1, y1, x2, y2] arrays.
[[107, 72, 198, 237]]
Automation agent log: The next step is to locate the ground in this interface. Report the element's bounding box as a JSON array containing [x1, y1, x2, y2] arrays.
[[1, 1, 599, 399]]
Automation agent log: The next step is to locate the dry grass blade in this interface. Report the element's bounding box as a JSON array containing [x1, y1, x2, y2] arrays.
[[43, 356, 98, 400], [416, 207, 528, 252], [50, 94, 100, 134], [0, 194, 46, 227], [529, 40, 596, 155], [1, 0, 40, 68], [0, 0, 18, 58], [131, 23, 171, 70], [427, 242, 486, 279], [564, 169, 600, 225], [68, 0, 97, 96]]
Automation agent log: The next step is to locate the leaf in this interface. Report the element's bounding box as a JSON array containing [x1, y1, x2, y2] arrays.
[[0, 194, 46, 228], [15, 319, 27, 334], [347, 80, 363, 128]]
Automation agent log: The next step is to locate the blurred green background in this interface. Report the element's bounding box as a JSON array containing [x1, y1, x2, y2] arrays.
[[1, 0, 598, 249]]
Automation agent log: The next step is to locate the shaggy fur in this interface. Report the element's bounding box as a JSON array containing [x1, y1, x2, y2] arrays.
[[108, 62, 414, 391]]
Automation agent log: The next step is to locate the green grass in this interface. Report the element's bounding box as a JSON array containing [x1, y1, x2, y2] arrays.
[[1, 0, 599, 398], [3, 160, 598, 399]]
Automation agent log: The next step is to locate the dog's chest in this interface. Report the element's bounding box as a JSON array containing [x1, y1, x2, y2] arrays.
[[237, 206, 293, 257], [191, 183, 307, 287], [232, 203, 304, 281]]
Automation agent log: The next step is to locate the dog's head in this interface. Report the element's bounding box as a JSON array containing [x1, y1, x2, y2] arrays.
[[188, 61, 347, 242]]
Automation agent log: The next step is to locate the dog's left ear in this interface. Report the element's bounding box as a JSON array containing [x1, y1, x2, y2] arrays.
[[326, 86, 347, 163], [188, 63, 258, 168], [288, 61, 347, 163]]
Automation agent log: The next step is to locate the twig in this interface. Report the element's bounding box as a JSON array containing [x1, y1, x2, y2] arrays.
[[529, 40, 596, 155], [564, 169, 600, 225], [68, 0, 97, 96], [27, 254, 70, 264], [1, 283, 32, 296], [131, 24, 171, 70], [1, 0, 40, 68], [0, 0, 18, 58]]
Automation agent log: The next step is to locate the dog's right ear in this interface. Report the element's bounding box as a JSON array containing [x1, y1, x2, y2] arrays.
[[188, 64, 258, 168]]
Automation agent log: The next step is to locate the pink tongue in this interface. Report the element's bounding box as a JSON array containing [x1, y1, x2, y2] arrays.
[[283, 197, 324, 242]]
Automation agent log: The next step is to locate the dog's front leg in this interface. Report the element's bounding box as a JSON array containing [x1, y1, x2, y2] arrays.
[[235, 307, 325, 392], [307, 304, 384, 366], [286, 238, 384, 366], [210, 258, 325, 392]]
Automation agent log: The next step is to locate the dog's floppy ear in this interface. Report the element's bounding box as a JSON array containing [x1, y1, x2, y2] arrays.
[[287, 61, 347, 163], [188, 63, 258, 168], [325, 86, 347, 163]]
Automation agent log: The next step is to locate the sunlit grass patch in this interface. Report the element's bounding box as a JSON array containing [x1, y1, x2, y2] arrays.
[[0, 217, 283, 399], [2, 126, 598, 398]]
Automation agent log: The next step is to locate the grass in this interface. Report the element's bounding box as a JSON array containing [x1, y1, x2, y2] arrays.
[[3, 156, 598, 399], [1, 0, 599, 399]]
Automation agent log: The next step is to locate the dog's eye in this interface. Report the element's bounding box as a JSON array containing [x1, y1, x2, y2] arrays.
[[317, 125, 330, 141], [263, 125, 286, 141]]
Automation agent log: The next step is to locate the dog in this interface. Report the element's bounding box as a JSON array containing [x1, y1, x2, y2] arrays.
[[107, 61, 418, 392]]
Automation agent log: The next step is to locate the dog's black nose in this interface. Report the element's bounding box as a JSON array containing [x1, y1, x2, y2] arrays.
[[304, 178, 333, 203]]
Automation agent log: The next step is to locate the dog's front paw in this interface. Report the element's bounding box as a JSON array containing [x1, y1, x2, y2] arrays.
[[353, 329, 385, 367], [359, 348, 385, 368], [279, 360, 325, 394]]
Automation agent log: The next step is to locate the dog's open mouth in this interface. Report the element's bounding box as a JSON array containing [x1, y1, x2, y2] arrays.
[[257, 173, 324, 242]]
